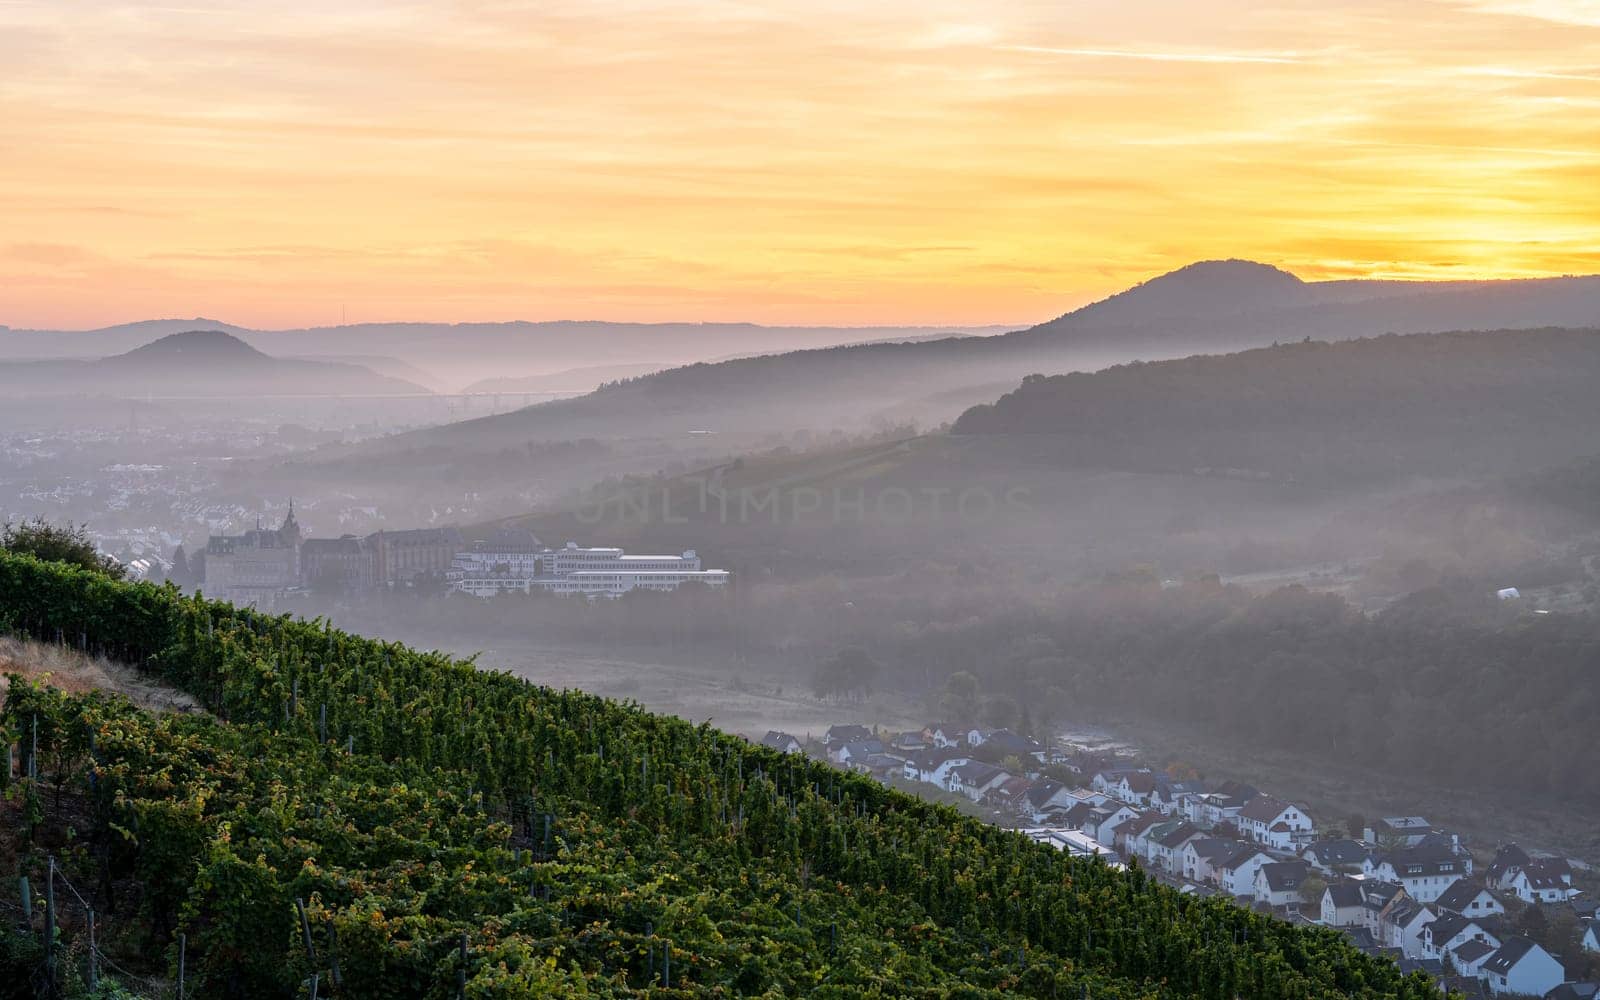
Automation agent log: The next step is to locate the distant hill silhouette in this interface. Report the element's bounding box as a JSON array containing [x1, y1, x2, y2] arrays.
[[0, 319, 1010, 391], [327, 260, 1600, 459], [0, 330, 430, 398], [1018, 261, 1600, 351], [1062, 259, 1310, 325], [107, 329, 272, 365]]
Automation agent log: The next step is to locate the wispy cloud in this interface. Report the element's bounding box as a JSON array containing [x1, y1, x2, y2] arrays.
[[999, 44, 1308, 66], [1456, 65, 1600, 82], [1455, 1, 1600, 27]]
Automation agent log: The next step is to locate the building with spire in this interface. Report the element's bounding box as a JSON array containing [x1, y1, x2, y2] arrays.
[[202, 502, 302, 608]]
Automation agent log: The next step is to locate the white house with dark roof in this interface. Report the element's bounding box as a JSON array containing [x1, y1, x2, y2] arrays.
[[1355, 879, 1407, 939], [1479, 937, 1564, 997], [1238, 795, 1313, 848], [1365, 846, 1469, 902], [987, 775, 1035, 810], [1151, 820, 1206, 874], [1422, 912, 1500, 961], [903, 748, 969, 785], [1091, 766, 1148, 796], [1150, 779, 1203, 816], [1253, 860, 1312, 909], [1303, 839, 1370, 875], [1505, 858, 1579, 904], [1183, 838, 1247, 885], [1185, 791, 1253, 831], [1112, 770, 1158, 807], [833, 738, 884, 766], [1127, 817, 1180, 867], [983, 728, 1044, 761], [1364, 816, 1435, 847], [1020, 780, 1079, 824], [1486, 844, 1531, 890], [1217, 846, 1276, 898], [1581, 918, 1599, 953], [1380, 898, 1437, 958], [921, 722, 970, 748], [887, 730, 927, 754], [1093, 804, 1143, 847], [1434, 880, 1506, 920], [760, 731, 801, 754], [1320, 881, 1367, 927], [824, 724, 873, 749], [947, 762, 1011, 801], [1114, 812, 1169, 857], [1448, 939, 1497, 978]]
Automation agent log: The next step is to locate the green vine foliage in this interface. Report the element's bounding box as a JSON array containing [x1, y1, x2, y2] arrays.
[[0, 551, 1445, 999]]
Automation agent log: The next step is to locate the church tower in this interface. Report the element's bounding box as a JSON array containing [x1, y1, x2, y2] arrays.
[[280, 498, 301, 545]]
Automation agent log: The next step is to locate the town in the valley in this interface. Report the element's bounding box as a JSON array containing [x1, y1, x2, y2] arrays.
[[763, 721, 1600, 1000]]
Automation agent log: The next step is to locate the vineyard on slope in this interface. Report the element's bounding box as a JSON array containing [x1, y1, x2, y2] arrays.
[[0, 551, 1444, 999]]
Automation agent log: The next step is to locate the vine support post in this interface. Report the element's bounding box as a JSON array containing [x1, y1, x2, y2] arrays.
[[87, 908, 98, 991], [296, 898, 318, 964], [328, 921, 343, 988], [44, 856, 56, 986], [178, 931, 187, 1000], [18, 875, 30, 920]]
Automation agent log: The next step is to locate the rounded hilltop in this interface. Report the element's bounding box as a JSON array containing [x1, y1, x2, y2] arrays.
[[1067, 258, 1308, 326], [109, 329, 270, 364]]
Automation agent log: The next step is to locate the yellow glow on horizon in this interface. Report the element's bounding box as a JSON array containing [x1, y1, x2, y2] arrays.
[[2, 0, 1598, 329]]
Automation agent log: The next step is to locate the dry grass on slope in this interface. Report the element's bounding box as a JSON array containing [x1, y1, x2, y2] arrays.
[[0, 635, 201, 714]]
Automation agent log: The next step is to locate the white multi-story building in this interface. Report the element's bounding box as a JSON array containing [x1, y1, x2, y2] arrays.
[[448, 539, 728, 598]]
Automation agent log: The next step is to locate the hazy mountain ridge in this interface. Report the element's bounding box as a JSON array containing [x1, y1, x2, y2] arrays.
[[0, 318, 1011, 391], [321, 261, 1600, 456], [0, 330, 431, 398]]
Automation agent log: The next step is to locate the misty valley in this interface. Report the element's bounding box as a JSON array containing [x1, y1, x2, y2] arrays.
[[4, 259, 1600, 997]]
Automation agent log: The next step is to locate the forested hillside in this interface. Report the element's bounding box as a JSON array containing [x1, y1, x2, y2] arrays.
[[953, 328, 1600, 483], [0, 551, 1443, 999], [857, 577, 1600, 803]]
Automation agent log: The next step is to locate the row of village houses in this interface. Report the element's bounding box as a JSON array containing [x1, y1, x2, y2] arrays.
[[759, 721, 1599, 1000]]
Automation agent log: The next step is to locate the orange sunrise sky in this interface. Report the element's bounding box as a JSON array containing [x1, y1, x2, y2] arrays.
[[2, 0, 1599, 330]]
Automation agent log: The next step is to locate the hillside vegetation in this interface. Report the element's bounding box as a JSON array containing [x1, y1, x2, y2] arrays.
[[0, 551, 1442, 999], [953, 328, 1600, 484], [482, 328, 1600, 595]]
